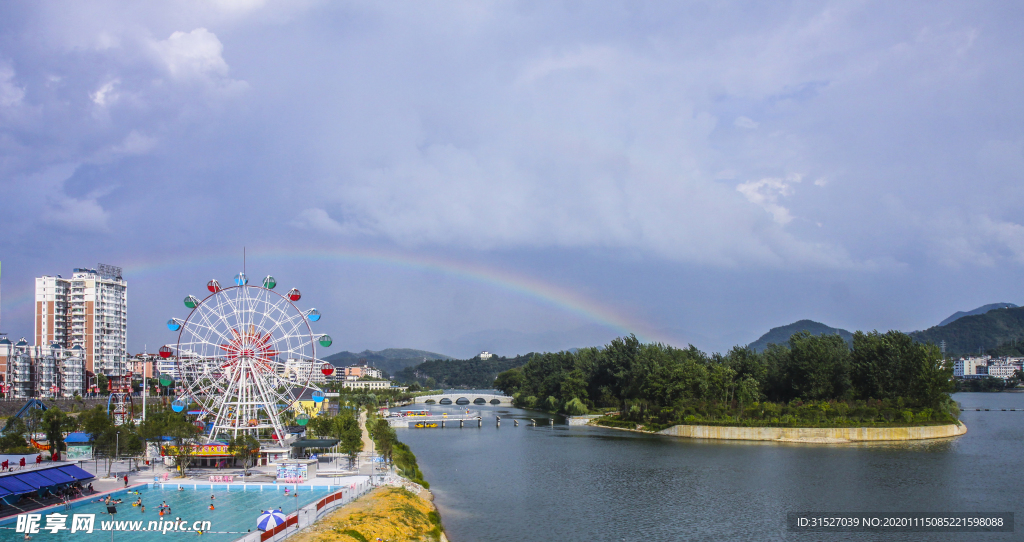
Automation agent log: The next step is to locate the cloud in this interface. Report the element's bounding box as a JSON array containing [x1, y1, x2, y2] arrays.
[[42, 195, 111, 233], [153, 28, 230, 80], [90, 79, 119, 106], [0, 62, 25, 107], [289, 208, 371, 236], [734, 116, 759, 129], [735, 175, 801, 224]]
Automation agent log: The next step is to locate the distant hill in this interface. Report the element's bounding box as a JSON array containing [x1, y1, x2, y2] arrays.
[[747, 319, 853, 352], [910, 306, 1024, 356], [939, 302, 1018, 327], [323, 348, 452, 377], [395, 355, 531, 389]]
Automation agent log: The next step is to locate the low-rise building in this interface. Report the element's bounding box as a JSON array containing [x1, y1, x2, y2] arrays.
[[341, 379, 393, 391]]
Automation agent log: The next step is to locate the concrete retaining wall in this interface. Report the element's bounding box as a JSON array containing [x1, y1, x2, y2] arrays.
[[657, 422, 967, 443]]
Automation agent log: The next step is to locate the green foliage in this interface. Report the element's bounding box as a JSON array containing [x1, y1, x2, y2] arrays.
[[368, 416, 397, 466], [396, 355, 532, 389], [393, 442, 428, 488], [911, 306, 1024, 356], [42, 408, 75, 459], [748, 319, 853, 353], [0, 417, 32, 454], [494, 367, 524, 395], [512, 332, 956, 427], [227, 434, 260, 476], [308, 411, 364, 466], [564, 397, 588, 416]]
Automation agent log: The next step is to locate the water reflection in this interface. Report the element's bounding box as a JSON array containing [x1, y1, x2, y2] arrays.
[[395, 393, 1023, 541]]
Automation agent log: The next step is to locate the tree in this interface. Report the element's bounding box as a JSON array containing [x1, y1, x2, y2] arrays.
[[787, 332, 852, 401], [96, 374, 109, 395], [368, 417, 396, 466], [337, 412, 363, 468], [227, 434, 260, 476], [42, 407, 72, 460], [0, 417, 31, 453], [80, 405, 119, 476]]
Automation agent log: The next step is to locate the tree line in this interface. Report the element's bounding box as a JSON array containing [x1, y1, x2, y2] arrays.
[[495, 331, 958, 428], [395, 355, 531, 389]]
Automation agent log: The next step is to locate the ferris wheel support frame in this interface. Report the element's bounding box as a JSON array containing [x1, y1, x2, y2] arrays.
[[170, 276, 326, 444]]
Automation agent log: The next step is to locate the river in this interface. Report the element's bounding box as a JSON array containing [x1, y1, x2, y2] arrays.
[[394, 392, 1022, 541]]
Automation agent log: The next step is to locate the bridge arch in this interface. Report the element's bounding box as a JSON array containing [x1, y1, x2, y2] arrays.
[[455, 397, 470, 405], [439, 398, 452, 405], [474, 398, 486, 405]]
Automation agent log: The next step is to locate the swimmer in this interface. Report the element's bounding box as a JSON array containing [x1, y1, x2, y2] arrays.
[[210, 495, 215, 500], [141, 505, 145, 513], [209, 504, 214, 511], [178, 486, 184, 491]]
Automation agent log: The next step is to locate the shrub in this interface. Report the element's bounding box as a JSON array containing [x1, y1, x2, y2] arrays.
[[564, 398, 588, 416]]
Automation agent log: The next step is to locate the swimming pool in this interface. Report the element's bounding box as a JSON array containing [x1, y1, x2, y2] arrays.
[[0, 485, 338, 542]]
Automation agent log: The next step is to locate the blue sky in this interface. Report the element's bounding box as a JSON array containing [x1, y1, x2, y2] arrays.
[[1, 1, 1022, 358]]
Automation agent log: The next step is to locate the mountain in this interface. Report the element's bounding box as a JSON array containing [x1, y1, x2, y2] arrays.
[[431, 324, 621, 359], [395, 354, 531, 389], [910, 306, 1024, 356], [323, 348, 452, 377], [938, 303, 1018, 327], [747, 319, 853, 353]]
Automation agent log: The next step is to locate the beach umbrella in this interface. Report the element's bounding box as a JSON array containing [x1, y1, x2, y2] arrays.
[[256, 510, 287, 531]]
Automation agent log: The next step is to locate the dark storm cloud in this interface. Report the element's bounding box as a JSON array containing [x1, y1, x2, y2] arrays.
[[1, 1, 1023, 355]]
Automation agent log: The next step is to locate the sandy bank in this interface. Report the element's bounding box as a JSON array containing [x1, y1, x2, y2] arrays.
[[286, 486, 447, 542]]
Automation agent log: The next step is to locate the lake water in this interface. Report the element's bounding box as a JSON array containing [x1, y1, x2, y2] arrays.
[[396, 392, 1023, 541]]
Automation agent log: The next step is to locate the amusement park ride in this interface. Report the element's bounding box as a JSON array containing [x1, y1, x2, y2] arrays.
[[151, 272, 334, 443]]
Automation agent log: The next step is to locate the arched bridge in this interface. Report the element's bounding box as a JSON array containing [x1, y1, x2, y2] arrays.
[[414, 393, 512, 406]]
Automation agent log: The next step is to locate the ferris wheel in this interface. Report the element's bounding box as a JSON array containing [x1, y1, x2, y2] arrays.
[[161, 273, 333, 443]]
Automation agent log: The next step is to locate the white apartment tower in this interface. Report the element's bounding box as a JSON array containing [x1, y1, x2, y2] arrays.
[[35, 264, 127, 379]]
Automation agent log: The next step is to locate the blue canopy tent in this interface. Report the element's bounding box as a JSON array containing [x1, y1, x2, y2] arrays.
[[0, 476, 35, 505], [0, 465, 95, 504]]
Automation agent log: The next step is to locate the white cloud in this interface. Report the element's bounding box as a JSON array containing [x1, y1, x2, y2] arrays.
[[42, 195, 111, 233], [153, 28, 229, 80], [0, 62, 25, 107], [289, 208, 372, 236], [736, 175, 801, 224], [90, 79, 119, 106], [112, 130, 157, 155], [734, 116, 759, 129]]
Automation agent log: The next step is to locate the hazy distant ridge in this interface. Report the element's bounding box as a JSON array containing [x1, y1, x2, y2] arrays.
[[747, 319, 853, 353], [938, 303, 1018, 327], [323, 348, 452, 377], [910, 305, 1024, 355]]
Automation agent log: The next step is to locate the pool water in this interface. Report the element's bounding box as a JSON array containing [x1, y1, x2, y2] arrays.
[[0, 486, 333, 542]]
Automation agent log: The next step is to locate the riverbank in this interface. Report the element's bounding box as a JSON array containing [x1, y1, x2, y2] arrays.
[[286, 486, 447, 542], [593, 421, 967, 442]]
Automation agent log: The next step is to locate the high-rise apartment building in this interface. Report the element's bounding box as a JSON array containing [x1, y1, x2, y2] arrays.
[[35, 264, 127, 379]]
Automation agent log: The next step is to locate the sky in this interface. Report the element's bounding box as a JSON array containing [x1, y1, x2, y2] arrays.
[[1, 1, 1023, 358]]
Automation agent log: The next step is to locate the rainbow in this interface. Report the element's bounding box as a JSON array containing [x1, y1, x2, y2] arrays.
[[1, 247, 667, 345]]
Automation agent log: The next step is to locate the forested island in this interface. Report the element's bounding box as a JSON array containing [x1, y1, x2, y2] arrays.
[[494, 331, 960, 431]]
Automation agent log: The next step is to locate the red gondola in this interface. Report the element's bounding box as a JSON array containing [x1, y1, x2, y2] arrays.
[[207, 280, 221, 293], [287, 288, 301, 302], [321, 362, 334, 376], [158, 345, 173, 359]]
